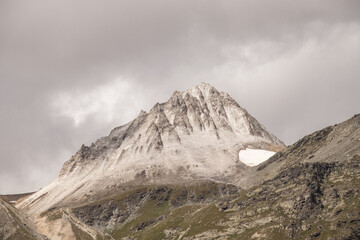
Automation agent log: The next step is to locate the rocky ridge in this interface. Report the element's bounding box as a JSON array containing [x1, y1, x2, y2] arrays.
[[238, 113, 360, 189]]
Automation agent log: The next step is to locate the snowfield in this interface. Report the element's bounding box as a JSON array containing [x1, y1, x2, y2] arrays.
[[239, 148, 276, 166]]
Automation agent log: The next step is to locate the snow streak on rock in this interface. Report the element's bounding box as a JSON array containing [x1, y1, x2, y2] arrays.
[[239, 148, 276, 166]]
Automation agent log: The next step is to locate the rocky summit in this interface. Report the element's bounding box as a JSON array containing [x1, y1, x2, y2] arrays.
[[2, 83, 359, 240], [17, 83, 284, 215]]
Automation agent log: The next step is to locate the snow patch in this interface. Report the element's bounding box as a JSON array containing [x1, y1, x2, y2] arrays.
[[239, 148, 276, 166]]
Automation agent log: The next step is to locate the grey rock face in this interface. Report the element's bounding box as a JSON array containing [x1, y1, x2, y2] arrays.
[[60, 83, 283, 177], [19, 83, 284, 215]]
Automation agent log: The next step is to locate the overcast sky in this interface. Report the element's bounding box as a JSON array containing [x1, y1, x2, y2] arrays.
[[0, 0, 359, 194]]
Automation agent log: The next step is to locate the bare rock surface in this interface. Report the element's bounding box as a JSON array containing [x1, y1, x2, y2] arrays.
[[18, 83, 284, 215]]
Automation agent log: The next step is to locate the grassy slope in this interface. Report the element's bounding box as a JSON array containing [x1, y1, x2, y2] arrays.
[[100, 157, 360, 239]]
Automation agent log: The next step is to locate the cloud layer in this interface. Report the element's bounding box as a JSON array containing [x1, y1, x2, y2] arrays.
[[0, 0, 359, 193]]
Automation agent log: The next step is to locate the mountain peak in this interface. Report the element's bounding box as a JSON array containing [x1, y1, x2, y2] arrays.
[[193, 82, 216, 91], [59, 83, 285, 182], [185, 82, 218, 98], [18, 83, 285, 214]]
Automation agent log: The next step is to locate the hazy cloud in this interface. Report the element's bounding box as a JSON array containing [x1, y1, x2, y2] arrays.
[[51, 78, 144, 126], [0, 0, 359, 193]]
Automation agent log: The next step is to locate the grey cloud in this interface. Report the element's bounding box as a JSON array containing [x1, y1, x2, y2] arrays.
[[0, 0, 359, 193]]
